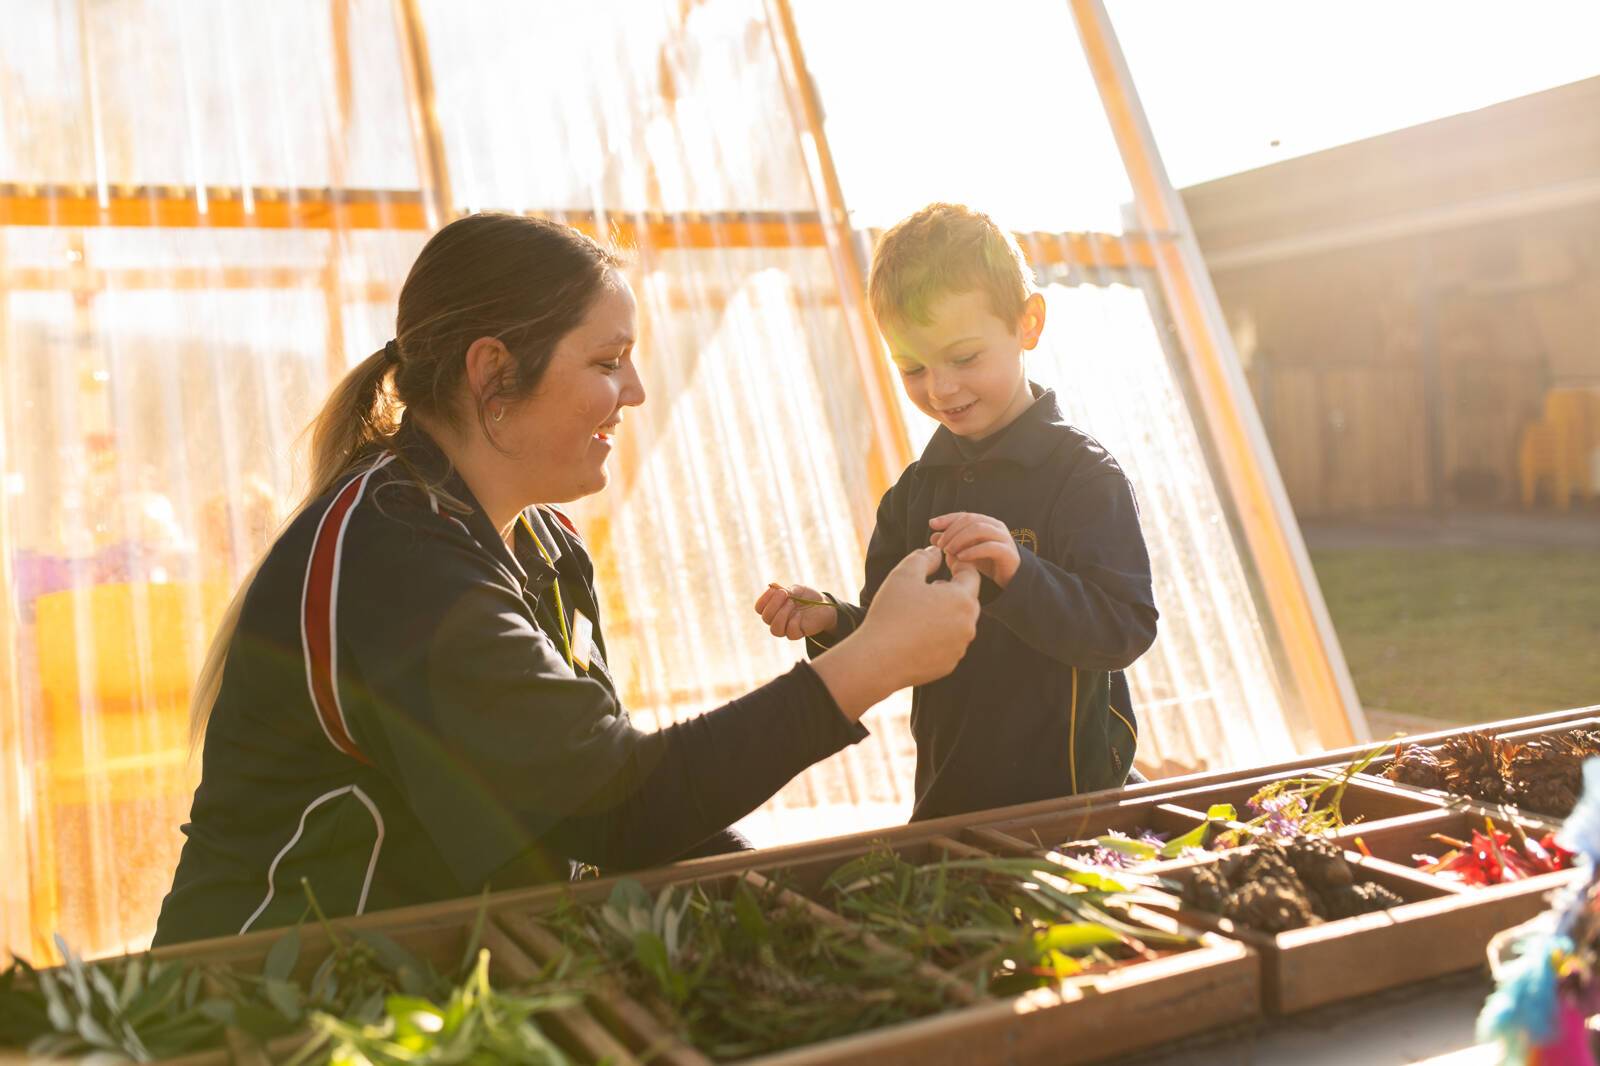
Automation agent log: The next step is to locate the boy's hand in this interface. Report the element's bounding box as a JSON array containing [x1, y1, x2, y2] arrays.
[[754, 582, 838, 640], [929, 512, 1022, 587]]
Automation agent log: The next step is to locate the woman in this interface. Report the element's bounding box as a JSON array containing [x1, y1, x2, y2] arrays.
[[153, 213, 979, 945]]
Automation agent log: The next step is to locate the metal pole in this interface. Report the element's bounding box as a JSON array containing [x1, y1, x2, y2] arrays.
[[1068, 0, 1366, 748]]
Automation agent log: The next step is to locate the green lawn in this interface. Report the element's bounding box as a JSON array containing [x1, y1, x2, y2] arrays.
[[1310, 548, 1600, 724]]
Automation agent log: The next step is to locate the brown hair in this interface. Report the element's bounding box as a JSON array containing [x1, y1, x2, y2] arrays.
[[867, 202, 1035, 331], [190, 213, 620, 746]]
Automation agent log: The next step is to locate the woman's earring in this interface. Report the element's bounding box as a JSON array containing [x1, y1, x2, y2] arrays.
[[492, 406, 505, 423]]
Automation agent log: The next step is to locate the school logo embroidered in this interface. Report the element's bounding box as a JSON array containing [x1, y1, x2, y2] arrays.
[[1011, 527, 1038, 553]]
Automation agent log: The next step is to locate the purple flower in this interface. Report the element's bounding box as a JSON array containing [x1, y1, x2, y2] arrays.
[[1086, 846, 1132, 869], [1253, 793, 1308, 838]]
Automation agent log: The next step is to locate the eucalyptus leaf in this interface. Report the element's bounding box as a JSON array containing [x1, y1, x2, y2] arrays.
[[262, 925, 300, 982], [73, 1011, 117, 1050], [88, 966, 124, 1018], [54, 936, 91, 1010], [38, 971, 73, 1032], [123, 962, 184, 1025], [263, 978, 302, 1020], [117, 957, 144, 1012]]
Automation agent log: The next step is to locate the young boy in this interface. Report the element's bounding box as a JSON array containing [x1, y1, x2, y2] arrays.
[[755, 202, 1158, 821]]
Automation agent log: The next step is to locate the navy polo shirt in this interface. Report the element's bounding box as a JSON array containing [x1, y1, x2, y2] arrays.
[[154, 418, 864, 945], [814, 385, 1158, 820]]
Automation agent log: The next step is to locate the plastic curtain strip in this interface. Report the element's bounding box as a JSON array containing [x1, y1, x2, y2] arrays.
[[1, 0, 1338, 960], [416, 0, 911, 842], [0, 0, 424, 959]]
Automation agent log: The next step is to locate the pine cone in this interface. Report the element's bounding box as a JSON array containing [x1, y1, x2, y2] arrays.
[[1316, 879, 1405, 920], [1502, 739, 1583, 817], [1560, 729, 1600, 757], [1183, 865, 1229, 913], [1234, 843, 1297, 886], [1284, 836, 1354, 892], [1351, 881, 1405, 912], [1439, 732, 1507, 803], [1224, 879, 1317, 933], [1386, 744, 1448, 790]]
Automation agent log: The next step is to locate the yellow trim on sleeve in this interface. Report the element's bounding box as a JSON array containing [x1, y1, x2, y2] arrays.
[[1109, 703, 1136, 742]]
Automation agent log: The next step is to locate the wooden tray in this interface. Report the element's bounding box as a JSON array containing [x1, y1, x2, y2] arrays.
[[1156, 843, 1568, 1015], [488, 836, 1261, 1066], [1354, 718, 1600, 821]]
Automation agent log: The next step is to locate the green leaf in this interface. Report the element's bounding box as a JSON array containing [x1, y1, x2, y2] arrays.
[[117, 956, 144, 1012], [457, 884, 491, 978], [123, 962, 184, 1025], [351, 928, 425, 978], [196, 999, 236, 1025], [88, 965, 123, 1018], [53, 935, 91, 1010], [733, 884, 768, 945], [1092, 835, 1160, 859], [263, 978, 302, 1020], [1039, 949, 1085, 978], [606, 879, 651, 918], [1159, 805, 1236, 859], [74, 1010, 117, 1050], [1032, 922, 1124, 955], [38, 971, 72, 1032], [262, 925, 300, 982]]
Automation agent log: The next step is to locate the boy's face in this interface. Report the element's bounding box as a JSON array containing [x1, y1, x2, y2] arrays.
[[884, 289, 1045, 441]]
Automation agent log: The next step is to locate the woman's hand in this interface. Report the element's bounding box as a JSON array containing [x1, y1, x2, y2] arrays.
[[929, 511, 1021, 587], [753, 582, 838, 640], [809, 546, 981, 719]]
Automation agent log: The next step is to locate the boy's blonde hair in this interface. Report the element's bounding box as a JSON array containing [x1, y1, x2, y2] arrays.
[[868, 203, 1037, 331]]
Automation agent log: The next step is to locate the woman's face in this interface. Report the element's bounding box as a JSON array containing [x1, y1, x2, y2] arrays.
[[494, 272, 644, 503]]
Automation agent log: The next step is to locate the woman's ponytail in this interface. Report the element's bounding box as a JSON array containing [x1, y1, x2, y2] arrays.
[[188, 347, 397, 749]]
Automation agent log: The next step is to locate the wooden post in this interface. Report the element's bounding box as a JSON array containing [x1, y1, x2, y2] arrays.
[[392, 0, 453, 229], [1068, 0, 1366, 750], [763, 0, 912, 511]]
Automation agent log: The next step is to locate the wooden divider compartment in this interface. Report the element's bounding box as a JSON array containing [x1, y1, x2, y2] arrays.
[[1356, 718, 1600, 820], [216, 902, 623, 1065], [950, 798, 1235, 873], [1145, 768, 1447, 834], [1152, 842, 1564, 1015], [1348, 806, 1562, 871], [487, 836, 1261, 1065]]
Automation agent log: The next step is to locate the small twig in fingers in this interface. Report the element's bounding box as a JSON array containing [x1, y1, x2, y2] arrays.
[[768, 583, 830, 609]]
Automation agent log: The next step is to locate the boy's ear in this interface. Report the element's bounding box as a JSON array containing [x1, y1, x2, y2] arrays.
[[1018, 292, 1047, 351]]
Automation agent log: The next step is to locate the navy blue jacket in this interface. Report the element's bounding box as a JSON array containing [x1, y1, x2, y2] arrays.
[[154, 419, 864, 945], [813, 386, 1157, 820]]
